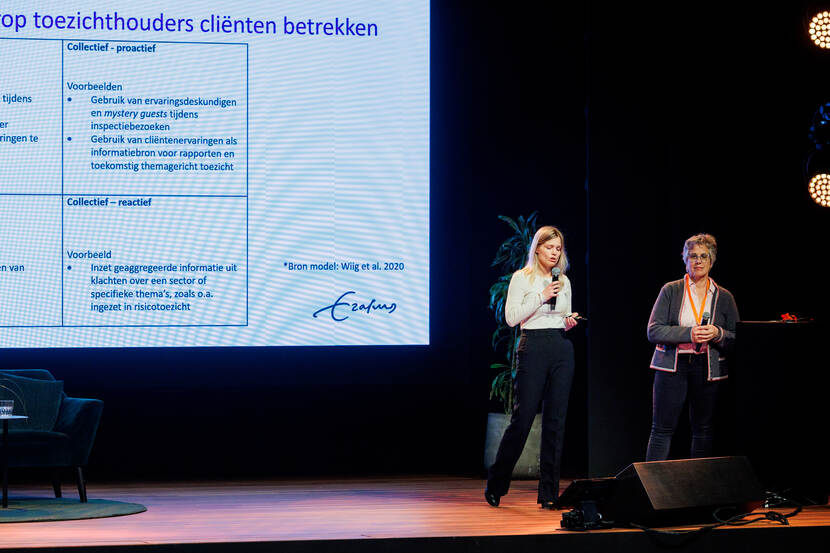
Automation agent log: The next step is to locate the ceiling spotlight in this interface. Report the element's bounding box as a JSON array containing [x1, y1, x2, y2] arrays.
[[809, 11, 830, 48], [808, 174, 830, 207]]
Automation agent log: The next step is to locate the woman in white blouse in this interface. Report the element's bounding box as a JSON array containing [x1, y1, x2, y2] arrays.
[[485, 226, 579, 510]]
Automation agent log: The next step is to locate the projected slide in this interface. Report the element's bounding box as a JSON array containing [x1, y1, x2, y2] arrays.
[[0, 1, 428, 347]]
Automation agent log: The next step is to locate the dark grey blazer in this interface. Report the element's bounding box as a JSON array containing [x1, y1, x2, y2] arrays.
[[647, 277, 739, 380]]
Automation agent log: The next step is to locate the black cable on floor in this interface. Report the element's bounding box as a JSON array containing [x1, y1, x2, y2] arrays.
[[628, 492, 803, 548]]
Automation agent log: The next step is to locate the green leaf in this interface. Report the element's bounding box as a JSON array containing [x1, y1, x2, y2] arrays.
[[497, 215, 520, 234], [487, 212, 539, 414]]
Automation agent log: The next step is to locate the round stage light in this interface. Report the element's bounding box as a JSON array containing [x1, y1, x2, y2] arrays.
[[809, 12, 830, 48], [808, 173, 830, 206]]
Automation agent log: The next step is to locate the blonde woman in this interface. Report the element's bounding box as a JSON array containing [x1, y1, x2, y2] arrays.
[[485, 226, 579, 509]]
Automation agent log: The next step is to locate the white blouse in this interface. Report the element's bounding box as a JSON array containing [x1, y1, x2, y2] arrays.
[[504, 269, 572, 329], [677, 274, 715, 353]]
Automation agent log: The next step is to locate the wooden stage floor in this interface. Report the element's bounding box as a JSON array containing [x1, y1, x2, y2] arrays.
[[1, 476, 828, 553]]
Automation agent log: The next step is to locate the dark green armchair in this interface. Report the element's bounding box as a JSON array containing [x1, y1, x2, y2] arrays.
[[0, 369, 103, 502]]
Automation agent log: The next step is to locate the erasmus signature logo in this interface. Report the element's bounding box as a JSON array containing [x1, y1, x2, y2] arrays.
[[312, 291, 397, 322]]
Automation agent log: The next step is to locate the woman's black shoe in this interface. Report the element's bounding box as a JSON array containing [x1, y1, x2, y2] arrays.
[[484, 490, 500, 507], [540, 501, 556, 510]]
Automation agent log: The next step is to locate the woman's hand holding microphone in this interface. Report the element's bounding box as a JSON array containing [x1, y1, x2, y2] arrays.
[[541, 280, 580, 330], [541, 280, 561, 303]]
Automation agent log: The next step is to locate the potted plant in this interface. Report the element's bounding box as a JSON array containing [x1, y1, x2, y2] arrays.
[[483, 213, 542, 478]]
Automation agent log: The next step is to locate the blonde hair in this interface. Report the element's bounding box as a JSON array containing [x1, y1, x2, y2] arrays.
[[521, 226, 569, 280]]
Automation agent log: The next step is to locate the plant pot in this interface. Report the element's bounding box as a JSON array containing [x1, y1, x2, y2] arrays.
[[483, 412, 541, 479]]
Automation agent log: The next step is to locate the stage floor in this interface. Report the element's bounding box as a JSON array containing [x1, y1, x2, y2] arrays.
[[1, 476, 828, 552]]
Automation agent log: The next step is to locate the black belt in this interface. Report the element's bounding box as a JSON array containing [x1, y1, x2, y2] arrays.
[[521, 328, 566, 336]]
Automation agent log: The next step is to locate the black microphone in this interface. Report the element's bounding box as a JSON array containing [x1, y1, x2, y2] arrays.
[[695, 311, 710, 352], [547, 267, 561, 310]]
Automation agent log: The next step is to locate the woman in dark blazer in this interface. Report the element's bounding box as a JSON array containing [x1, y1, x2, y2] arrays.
[[645, 233, 738, 461]]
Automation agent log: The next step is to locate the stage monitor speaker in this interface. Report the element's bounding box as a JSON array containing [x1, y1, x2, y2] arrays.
[[557, 477, 617, 509], [608, 456, 764, 526]]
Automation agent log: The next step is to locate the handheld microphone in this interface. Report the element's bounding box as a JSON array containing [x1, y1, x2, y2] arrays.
[[548, 267, 561, 310], [695, 311, 710, 352]]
